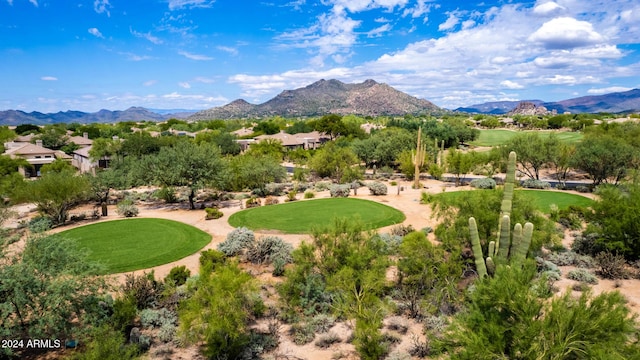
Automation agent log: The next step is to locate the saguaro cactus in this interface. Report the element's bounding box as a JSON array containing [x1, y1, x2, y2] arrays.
[[469, 151, 533, 278], [412, 127, 427, 189]]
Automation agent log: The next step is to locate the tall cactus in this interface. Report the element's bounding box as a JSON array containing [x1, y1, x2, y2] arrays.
[[413, 127, 427, 189], [469, 151, 533, 277]]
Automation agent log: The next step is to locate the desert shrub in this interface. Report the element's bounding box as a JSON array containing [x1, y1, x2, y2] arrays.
[[470, 177, 496, 189], [158, 323, 177, 343], [27, 215, 53, 233], [69, 212, 87, 222], [165, 265, 191, 286], [423, 315, 448, 334], [304, 191, 315, 199], [536, 257, 560, 274], [378, 233, 403, 254], [315, 332, 341, 349], [407, 334, 431, 357], [572, 232, 606, 257], [264, 196, 279, 206], [545, 251, 595, 268], [329, 184, 350, 198], [428, 164, 444, 180], [575, 185, 591, 193], [549, 204, 559, 221], [310, 314, 336, 333], [71, 324, 140, 360], [122, 271, 163, 309], [314, 181, 331, 191], [245, 236, 293, 265], [595, 252, 628, 279], [245, 196, 261, 208], [116, 199, 139, 217], [521, 179, 551, 189], [390, 224, 415, 237], [204, 207, 223, 220], [218, 227, 256, 256], [199, 249, 226, 268], [142, 308, 176, 329], [567, 269, 599, 284], [386, 317, 409, 334], [367, 181, 388, 195], [285, 190, 297, 202], [154, 187, 177, 203], [111, 296, 137, 332], [419, 191, 432, 204], [290, 322, 316, 345], [421, 226, 433, 234], [265, 182, 286, 196]]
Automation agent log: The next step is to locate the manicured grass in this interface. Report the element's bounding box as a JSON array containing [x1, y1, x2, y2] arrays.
[[228, 198, 406, 234], [470, 129, 583, 147], [59, 218, 211, 274], [433, 189, 593, 213]]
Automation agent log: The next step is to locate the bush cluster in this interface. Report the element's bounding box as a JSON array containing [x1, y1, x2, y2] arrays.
[[595, 252, 628, 279], [470, 177, 496, 189], [567, 269, 599, 284], [204, 207, 223, 220], [165, 265, 191, 286], [521, 179, 551, 189], [329, 184, 350, 197], [367, 181, 388, 195], [116, 199, 139, 217], [304, 191, 315, 199], [265, 183, 286, 196], [154, 187, 177, 203], [245, 236, 293, 266], [264, 196, 279, 206], [245, 196, 261, 208], [218, 227, 256, 257]]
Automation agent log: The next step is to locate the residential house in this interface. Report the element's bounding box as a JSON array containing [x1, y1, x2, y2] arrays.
[[253, 131, 329, 150], [3, 140, 71, 177]]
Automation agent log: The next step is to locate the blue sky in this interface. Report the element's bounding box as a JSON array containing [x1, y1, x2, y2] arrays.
[[1, 0, 639, 112]]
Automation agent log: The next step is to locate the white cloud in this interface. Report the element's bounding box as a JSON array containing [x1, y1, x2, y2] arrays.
[[217, 46, 238, 56], [94, 0, 111, 16], [121, 52, 152, 61], [178, 51, 213, 61], [326, 0, 408, 13], [143, 80, 157, 86], [402, 0, 438, 22], [500, 80, 524, 89], [131, 28, 163, 44], [528, 17, 604, 49], [41, 76, 58, 81], [532, 1, 566, 17], [439, 13, 459, 31], [179, 82, 191, 89], [88, 27, 104, 38], [167, 0, 215, 11], [587, 86, 633, 94], [366, 23, 391, 37]]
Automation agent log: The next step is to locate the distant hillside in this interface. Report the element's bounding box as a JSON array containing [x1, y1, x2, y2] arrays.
[[0, 107, 190, 126], [188, 79, 441, 120], [457, 89, 640, 114], [456, 100, 545, 114]]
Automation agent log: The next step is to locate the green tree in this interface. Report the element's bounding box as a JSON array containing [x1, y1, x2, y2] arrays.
[[308, 142, 359, 182], [194, 130, 241, 155], [502, 132, 558, 180], [179, 261, 260, 359], [222, 154, 287, 192], [14, 169, 90, 224], [0, 234, 109, 356], [141, 141, 224, 209], [120, 131, 161, 158], [40, 158, 76, 174], [314, 114, 347, 140], [34, 124, 69, 150], [586, 184, 640, 260], [89, 137, 123, 163], [0, 154, 26, 198], [88, 169, 121, 216], [571, 135, 635, 185], [15, 123, 40, 135], [446, 149, 475, 186], [247, 138, 285, 159]]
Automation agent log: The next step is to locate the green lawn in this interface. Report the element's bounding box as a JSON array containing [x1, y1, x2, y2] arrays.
[[228, 198, 406, 234], [59, 218, 211, 274], [470, 129, 583, 147], [434, 189, 593, 213]]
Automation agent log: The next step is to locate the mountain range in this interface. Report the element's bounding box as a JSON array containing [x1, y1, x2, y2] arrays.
[[187, 79, 440, 120], [456, 88, 640, 114], [1, 81, 639, 125]]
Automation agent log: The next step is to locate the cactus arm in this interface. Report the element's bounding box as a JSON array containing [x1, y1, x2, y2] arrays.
[[511, 222, 533, 263], [497, 215, 511, 260], [485, 257, 496, 276], [469, 217, 488, 278]]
